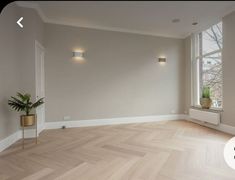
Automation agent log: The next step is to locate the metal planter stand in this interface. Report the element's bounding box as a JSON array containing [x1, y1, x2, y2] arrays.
[[21, 115, 38, 149]]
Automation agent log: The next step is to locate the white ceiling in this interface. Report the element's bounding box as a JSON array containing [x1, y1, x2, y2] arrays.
[[17, 1, 235, 38]]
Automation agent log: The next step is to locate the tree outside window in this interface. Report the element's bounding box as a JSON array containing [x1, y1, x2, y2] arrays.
[[195, 22, 222, 108]]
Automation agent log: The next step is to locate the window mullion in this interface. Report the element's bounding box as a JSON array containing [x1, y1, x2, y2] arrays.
[[199, 32, 203, 104]]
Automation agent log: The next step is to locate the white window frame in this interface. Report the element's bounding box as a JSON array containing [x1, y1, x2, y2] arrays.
[[191, 24, 223, 110]]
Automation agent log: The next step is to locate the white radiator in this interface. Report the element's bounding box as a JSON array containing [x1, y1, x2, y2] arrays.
[[189, 108, 220, 125]]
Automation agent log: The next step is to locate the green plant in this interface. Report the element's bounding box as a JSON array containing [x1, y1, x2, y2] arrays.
[[8, 92, 44, 116], [201, 86, 211, 99]]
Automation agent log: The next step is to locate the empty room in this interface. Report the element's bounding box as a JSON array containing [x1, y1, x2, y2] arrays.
[[1, 1, 235, 179]]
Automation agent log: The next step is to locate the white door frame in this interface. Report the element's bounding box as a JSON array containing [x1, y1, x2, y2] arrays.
[[35, 40, 45, 133]]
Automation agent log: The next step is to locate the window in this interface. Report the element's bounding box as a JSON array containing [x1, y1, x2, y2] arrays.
[[192, 22, 223, 109]]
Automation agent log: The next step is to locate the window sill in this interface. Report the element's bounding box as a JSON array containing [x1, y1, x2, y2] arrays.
[[191, 106, 223, 113]]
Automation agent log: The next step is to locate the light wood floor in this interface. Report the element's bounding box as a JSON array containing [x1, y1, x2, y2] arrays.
[[0, 120, 235, 180]]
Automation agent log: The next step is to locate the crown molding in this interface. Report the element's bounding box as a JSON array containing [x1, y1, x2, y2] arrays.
[[14, 1, 235, 39], [16, 1, 49, 22], [45, 19, 184, 39], [15, 1, 184, 39]]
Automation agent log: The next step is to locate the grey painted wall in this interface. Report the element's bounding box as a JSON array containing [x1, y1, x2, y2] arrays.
[[222, 11, 235, 126], [45, 24, 185, 122], [18, 6, 45, 101], [0, 3, 21, 140], [0, 3, 44, 140]]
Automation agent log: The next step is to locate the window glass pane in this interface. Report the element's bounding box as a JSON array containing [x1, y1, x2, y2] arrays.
[[201, 52, 222, 108], [202, 22, 222, 55]]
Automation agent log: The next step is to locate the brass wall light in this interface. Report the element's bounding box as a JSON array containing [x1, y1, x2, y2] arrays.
[[73, 51, 84, 59], [158, 57, 166, 63]]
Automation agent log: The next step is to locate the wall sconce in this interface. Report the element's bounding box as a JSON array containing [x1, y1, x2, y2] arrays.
[[73, 51, 84, 59], [158, 57, 166, 63]]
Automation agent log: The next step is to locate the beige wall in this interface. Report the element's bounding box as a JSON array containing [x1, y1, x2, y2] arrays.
[[0, 3, 44, 140], [222, 11, 235, 126], [0, 3, 21, 140], [18, 6, 45, 100], [45, 24, 185, 122]]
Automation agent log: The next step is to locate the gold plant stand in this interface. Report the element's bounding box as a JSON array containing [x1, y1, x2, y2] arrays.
[[21, 115, 38, 149]]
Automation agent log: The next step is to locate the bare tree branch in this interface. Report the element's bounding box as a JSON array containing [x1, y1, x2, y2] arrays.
[[200, 22, 222, 107]]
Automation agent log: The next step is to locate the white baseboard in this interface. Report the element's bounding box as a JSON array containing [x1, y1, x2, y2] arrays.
[[0, 125, 44, 152], [0, 131, 20, 152], [45, 114, 187, 129], [2, 114, 234, 153], [185, 115, 235, 135], [1, 114, 184, 152]]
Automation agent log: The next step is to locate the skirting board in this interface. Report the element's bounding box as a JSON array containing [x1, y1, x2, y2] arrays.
[[0, 131, 20, 152], [45, 114, 187, 129], [185, 115, 235, 135], [1, 114, 234, 152], [0, 124, 45, 152], [0, 114, 185, 152]]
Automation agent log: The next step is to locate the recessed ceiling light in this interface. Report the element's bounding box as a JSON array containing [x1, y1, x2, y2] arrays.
[[192, 22, 198, 26], [172, 18, 180, 23]]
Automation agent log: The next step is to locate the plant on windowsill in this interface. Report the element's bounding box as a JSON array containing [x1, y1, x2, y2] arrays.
[[8, 92, 44, 127], [200, 86, 212, 109]]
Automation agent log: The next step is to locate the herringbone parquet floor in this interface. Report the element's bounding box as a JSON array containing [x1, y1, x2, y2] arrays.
[[0, 120, 235, 180]]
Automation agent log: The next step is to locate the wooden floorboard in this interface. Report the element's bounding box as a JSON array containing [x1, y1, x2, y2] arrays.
[[0, 120, 235, 180]]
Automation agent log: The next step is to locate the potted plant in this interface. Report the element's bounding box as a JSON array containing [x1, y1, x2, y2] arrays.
[[8, 92, 44, 127], [200, 86, 212, 109]]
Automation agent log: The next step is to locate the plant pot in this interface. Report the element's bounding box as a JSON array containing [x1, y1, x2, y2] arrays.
[[20, 114, 36, 127], [200, 98, 212, 109]]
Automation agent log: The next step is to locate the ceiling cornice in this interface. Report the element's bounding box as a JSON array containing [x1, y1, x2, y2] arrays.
[[16, 1, 48, 22], [15, 1, 185, 39]]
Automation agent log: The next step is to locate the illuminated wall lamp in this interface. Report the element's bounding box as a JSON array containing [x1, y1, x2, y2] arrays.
[[72, 51, 84, 59], [158, 57, 166, 63]]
